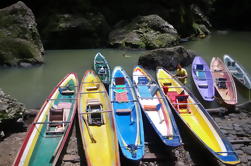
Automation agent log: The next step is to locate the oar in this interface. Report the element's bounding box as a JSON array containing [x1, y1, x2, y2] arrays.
[[82, 116, 96, 143]]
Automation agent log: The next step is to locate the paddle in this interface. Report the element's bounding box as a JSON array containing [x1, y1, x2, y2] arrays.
[[82, 116, 96, 143]]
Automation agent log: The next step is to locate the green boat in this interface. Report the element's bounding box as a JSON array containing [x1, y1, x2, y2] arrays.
[[13, 73, 78, 166], [94, 52, 111, 84]]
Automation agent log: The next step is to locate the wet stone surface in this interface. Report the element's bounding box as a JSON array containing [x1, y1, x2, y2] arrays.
[[0, 109, 250, 166]]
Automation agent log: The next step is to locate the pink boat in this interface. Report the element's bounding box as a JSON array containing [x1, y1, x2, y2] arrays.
[[210, 57, 237, 105]]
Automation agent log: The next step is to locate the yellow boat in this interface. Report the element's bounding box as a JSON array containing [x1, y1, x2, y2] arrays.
[[156, 67, 239, 165], [78, 70, 120, 166]]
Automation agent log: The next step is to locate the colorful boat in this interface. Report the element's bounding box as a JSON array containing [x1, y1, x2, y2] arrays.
[[210, 57, 237, 105], [156, 67, 240, 165], [94, 52, 111, 85], [132, 65, 182, 147], [78, 70, 120, 166], [224, 54, 251, 89], [192, 56, 215, 101], [110, 66, 144, 160], [13, 73, 78, 166]]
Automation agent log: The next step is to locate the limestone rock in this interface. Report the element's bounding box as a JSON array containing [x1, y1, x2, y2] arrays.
[[109, 15, 179, 49], [138, 46, 195, 70], [0, 1, 44, 66], [0, 88, 26, 134]]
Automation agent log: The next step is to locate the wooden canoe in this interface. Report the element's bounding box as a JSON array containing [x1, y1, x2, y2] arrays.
[[110, 66, 144, 160], [13, 73, 78, 166], [224, 54, 251, 89], [94, 52, 111, 85], [156, 67, 240, 165], [132, 65, 182, 147], [210, 57, 237, 105], [192, 56, 215, 101], [78, 70, 120, 166]]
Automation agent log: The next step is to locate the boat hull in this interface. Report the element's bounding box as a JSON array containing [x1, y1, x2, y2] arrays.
[[78, 70, 120, 166], [110, 66, 144, 160], [192, 56, 215, 101], [94, 52, 111, 85], [156, 68, 240, 165], [132, 65, 182, 147], [13, 73, 78, 166], [210, 57, 237, 105], [224, 54, 251, 90]]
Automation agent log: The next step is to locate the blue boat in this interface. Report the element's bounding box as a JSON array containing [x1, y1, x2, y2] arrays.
[[109, 66, 144, 160]]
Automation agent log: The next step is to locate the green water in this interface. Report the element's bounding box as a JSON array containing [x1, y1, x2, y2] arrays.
[[183, 31, 251, 107], [0, 49, 144, 108], [0, 31, 250, 109]]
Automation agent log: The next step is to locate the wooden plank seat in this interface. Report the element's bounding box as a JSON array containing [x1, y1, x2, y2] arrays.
[[143, 104, 161, 111], [116, 108, 132, 114], [87, 98, 102, 106], [198, 83, 208, 88], [49, 108, 64, 125], [86, 84, 100, 91], [59, 86, 75, 95], [46, 107, 66, 134], [214, 68, 223, 72], [163, 82, 172, 86]]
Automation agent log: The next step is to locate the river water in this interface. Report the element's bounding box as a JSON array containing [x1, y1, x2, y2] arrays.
[[0, 31, 250, 109]]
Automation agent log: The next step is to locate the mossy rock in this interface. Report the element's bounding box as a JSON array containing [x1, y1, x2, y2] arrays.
[[0, 38, 43, 66], [0, 1, 44, 59], [109, 14, 179, 49]]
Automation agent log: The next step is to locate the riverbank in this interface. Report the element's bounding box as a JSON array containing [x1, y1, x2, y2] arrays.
[[1, 107, 250, 166]]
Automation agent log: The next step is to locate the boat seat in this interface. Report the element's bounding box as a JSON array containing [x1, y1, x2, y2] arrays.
[[47, 108, 65, 132], [87, 103, 104, 126], [216, 78, 227, 89], [163, 82, 172, 86], [227, 61, 235, 67], [228, 65, 239, 74], [116, 108, 132, 114], [98, 67, 107, 74], [95, 60, 104, 64], [149, 85, 158, 97], [198, 83, 208, 88], [87, 98, 102, 106], [196, 71, 206, 80], [59, 86, 75, 95], [115, 77, 125, 85], [138, 85, 152, 98], [115, 91, 129, 102], [214, 69, 223, 72], [167, 91, 179, 103], [196, 64, 204, 71], [143, 104, 161, 111], [86, 84, 100, 91], [138, 76, 149, 84], [49, 108, 64, 122], [175, 95, 189, 109]]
